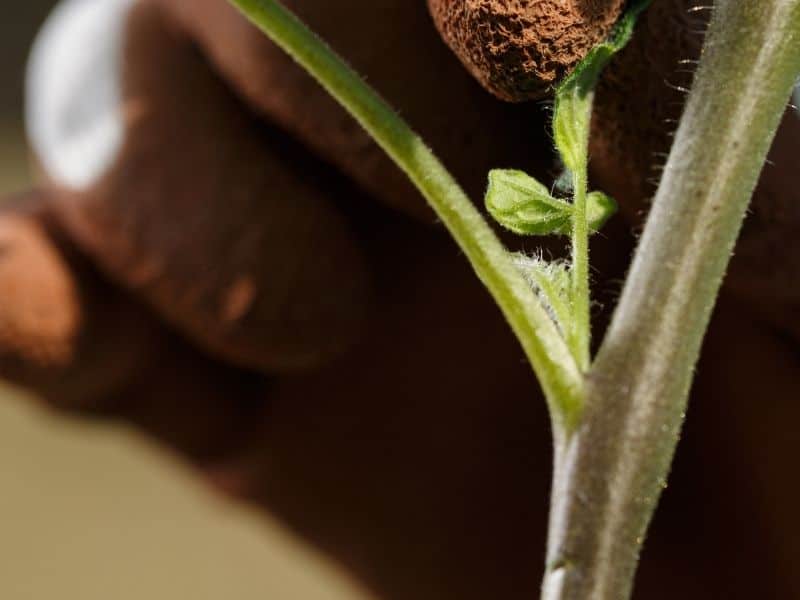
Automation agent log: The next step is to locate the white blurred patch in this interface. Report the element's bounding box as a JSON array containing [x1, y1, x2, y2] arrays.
[[26, 0, 134, 190]]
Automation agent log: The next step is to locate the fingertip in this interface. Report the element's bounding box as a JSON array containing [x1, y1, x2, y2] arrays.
[[0, 190, 155, 408], [0, 194, 80, 373]]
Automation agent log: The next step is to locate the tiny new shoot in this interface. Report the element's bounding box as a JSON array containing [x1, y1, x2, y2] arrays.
[[485, 0, 652, 374]]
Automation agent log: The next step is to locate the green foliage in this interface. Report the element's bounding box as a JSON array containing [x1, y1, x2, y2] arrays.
[[485, 170, 572, 235], [484, 1, 649, 362], [486, 170, 617, 236], [586, 191, 618, 233]]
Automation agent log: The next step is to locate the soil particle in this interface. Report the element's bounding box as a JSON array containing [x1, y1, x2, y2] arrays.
[[428, 0, 627, 101]]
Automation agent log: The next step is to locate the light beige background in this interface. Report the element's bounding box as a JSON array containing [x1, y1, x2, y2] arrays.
[[0, 382, 368, 600], [0, 3, 369, 599]]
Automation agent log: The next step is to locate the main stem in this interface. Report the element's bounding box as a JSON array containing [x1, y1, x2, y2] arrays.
[[226, 0, 584, 422], [542, 1, 800, 598]]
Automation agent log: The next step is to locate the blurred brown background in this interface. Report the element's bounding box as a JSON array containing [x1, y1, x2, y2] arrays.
[[0, 3, 369, 599]]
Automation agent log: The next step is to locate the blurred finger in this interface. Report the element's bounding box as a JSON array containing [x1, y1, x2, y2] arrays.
[[156, 0, 557, 219], [0, 192, 269, 463], [28, 0, 370, 373]]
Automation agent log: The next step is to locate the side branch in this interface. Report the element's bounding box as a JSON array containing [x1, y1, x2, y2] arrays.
[[227, 0, 585, 424]]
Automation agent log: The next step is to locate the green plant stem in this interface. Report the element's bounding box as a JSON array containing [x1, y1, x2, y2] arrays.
[[226, 0, 585, 425], [542, 1, 800, 598], [569, 166, 591, 372]]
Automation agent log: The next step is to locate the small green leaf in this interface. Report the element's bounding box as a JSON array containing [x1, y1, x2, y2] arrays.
[[486, 171, 618, 236], [587, 191, 618, 232], [553, 0, 653, 173], [485, 169, 574, 236]]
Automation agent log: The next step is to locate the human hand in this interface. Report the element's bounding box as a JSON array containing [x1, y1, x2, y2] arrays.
[[2, 1, 799, 598]]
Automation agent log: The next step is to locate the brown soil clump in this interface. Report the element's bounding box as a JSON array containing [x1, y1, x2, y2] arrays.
[[428, 0, 627, 101]]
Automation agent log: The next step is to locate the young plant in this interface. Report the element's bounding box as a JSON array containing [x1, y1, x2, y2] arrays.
[[226, 0, 800, 598], [485, 0, 651, 379]]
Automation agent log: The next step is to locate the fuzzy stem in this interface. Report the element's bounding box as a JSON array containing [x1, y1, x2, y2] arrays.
[[226, 0, 585, 423], [569, 165, 591, 372], [542, 1, 800, 598]]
